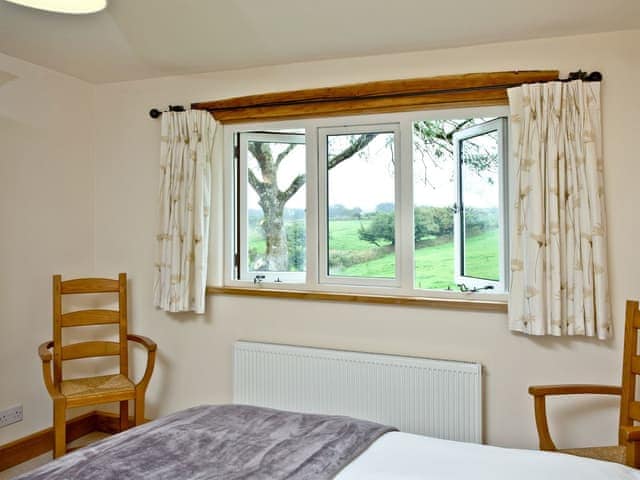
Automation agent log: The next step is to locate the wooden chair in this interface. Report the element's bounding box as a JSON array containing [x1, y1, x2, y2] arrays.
[[38, 273, 157, 458], [529, 300, 640, 468]]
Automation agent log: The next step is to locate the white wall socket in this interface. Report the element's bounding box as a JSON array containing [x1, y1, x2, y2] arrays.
[[0, 405, 23, 428]]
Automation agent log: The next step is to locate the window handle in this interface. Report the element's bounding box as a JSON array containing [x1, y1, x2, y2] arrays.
[[253, 274, 266, 284], [471, 285, 494, 292], [450, 203, 459, 214], [458, 283, 494, 293]]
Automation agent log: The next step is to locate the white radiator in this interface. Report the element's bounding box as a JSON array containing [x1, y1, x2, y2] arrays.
[[233, 341, 482, 443]]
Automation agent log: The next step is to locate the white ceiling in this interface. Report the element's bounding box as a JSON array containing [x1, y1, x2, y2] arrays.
[[0, 0, 639, 83]]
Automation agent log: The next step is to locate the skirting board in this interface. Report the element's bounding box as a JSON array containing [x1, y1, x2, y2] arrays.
[[0, 411, 147, 472]]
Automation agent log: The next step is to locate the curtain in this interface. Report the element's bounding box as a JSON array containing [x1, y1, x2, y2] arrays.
[[507, 81, 611, 339], [153, 110, 217, 313]]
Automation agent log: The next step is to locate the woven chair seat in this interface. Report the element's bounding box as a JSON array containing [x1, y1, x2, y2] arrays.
[[559, 445, 626, 465], [60, 374, 134, 400]]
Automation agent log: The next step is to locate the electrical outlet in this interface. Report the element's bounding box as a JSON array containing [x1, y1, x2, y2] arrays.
[[0, 405, 23, 428]]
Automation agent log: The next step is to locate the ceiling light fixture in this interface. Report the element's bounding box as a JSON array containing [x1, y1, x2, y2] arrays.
[[4, 0, 107, 14]]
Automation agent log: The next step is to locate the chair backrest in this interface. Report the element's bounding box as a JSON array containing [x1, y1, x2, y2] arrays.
[[620, 300, 640, 430], [52, 273, 128, 386]]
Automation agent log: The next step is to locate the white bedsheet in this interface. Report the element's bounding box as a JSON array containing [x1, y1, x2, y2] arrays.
[[337, 432, 640, 479]]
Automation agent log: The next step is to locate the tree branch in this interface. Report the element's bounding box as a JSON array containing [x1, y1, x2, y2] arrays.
[[278, 173, 306, 204], [248, 141, 273, 178], [247, 169, 264, 196], [276, 143, 298, 167], [328, 133, 377, 170]]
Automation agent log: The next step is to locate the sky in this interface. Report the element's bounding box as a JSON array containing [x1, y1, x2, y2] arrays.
[[246, 120, 499, 214]]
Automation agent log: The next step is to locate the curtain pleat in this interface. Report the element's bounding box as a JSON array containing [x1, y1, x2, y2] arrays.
[[153, 110, 217, 313]]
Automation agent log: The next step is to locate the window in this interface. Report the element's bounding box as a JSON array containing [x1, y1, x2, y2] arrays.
[[319, 125, 400, 286], [453, 119, 507, 292], [227, 106, 508, 298], [237, 131, 306, 282]]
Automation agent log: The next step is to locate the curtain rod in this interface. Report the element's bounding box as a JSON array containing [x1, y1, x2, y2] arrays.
[[148, 104, 186, 119], [148, 71, 602, 119]]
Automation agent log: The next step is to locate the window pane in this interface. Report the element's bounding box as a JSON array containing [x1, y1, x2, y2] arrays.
[[326, 132, 396, 278], [245, 134, 306, 274], [412, 120, 456, 290], [460, 130, 499, 281]]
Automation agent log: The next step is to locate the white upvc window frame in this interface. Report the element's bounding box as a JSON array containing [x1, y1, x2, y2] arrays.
[[222, 105, 510, 302], [318, 123, 402, 288], [237, 131, 307, 283], [452, 118, 509, 292]]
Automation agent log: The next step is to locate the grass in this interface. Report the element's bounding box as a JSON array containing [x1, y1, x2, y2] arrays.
[[339, 229, 499, 289], [327, 219, 374, 252], [248, 219, 499, 290], [249, 219, 374, 253]]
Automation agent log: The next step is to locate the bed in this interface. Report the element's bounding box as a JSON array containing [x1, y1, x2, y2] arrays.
[[14, 404, 640, 480]]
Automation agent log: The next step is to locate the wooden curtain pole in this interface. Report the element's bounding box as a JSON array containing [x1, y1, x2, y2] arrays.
[[190, 70, 561, 123]]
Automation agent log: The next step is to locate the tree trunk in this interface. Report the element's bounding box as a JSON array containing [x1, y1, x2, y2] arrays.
[[260, 201, 288, 271], [248, 134, 375, 272]]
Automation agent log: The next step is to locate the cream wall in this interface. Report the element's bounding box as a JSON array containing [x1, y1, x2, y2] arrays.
[[91, 29, 640, 449], [1, 29, 637, 449], [0, 53, 95, 443]]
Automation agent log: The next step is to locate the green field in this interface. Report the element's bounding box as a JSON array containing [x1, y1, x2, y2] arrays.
[[248, 219, 499, 290], [327, 219, 374, 252], [341, 228, 499, 289]]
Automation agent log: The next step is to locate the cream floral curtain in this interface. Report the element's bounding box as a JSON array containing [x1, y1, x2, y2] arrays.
[[507, 81, 611, 339], [153, 110, 217, 313]]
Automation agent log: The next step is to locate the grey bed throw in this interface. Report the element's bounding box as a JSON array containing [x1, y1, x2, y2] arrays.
[[16, 404, 396, 480]]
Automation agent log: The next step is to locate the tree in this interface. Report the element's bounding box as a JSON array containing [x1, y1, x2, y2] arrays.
[[248, 134, 376, 270], [248, 118, 496, 271], [358, 212, 395, 246], [413, 119, 497, 188], [358, 206, 455, 248]]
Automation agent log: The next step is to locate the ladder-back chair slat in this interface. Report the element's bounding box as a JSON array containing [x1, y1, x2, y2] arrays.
[[61, 310, 120, 327], [60, 278, 120, 294], [631, 356, 640, 375], [61, 341, 121, 360]]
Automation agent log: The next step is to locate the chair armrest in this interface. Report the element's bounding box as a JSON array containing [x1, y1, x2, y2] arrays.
[[38, 341, 63, 400], [529, 384, 622, 397], [127, 334, 157, 352], [127, 334, 157, 391], [621, 426, 640, 442], [528, 384, 621, 452], [38, 340, 54, 362], [621, 426, 640, 469]]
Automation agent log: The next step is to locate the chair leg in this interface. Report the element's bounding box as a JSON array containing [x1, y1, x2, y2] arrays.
[[53, 399, 66, 458], [134, 389, 144, 426], [119, 401, 129, 432]]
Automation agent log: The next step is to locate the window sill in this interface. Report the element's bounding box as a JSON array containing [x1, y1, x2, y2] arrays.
[[206, 286, 508, 313]]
